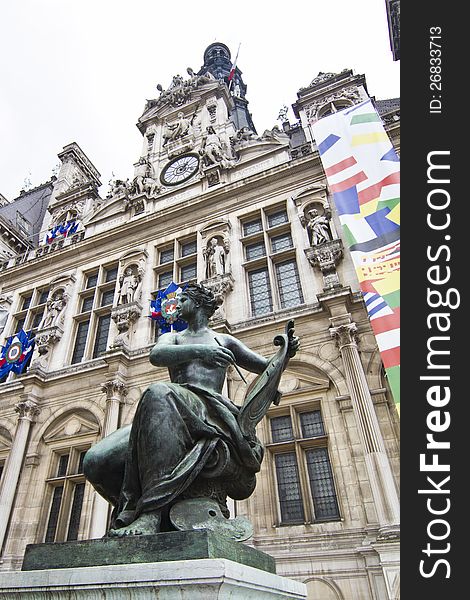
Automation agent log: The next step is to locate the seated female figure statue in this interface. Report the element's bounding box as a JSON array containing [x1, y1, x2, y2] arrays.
[[83, 283, 299, 537]]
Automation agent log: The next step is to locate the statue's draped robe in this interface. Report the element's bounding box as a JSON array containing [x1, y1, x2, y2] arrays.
[[109, 382, 263, 528]]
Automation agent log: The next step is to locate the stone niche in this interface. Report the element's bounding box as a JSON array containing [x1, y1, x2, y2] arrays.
[[110, 249, 148, 350]]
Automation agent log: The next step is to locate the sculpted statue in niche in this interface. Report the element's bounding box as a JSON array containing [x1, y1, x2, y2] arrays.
[[200, 126, 235, 169], [117, 265, 143, 305], [203, 237, 227, 279], [305, 208, 331, 246], [39, 289, 68, 329], [83, 283, 299, 537]]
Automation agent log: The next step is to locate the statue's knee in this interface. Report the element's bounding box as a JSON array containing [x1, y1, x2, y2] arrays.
[[82, 445, 102, 484], [145, 382, 173, 405]]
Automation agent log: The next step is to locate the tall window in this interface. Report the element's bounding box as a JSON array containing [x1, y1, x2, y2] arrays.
[[153, 236, 197, 291], [268, 407, 340, 525], [71, 264, 117, 363], [151, 236, 197, 338], [241, 206, 304, 317], [9, 287, 50, 337], [44, 446, 89, 542]]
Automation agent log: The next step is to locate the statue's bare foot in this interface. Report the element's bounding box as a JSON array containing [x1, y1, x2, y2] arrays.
[[108, 512, 161, 537]]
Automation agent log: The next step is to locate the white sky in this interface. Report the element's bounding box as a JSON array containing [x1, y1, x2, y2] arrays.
[[0, 0, 399, 201]]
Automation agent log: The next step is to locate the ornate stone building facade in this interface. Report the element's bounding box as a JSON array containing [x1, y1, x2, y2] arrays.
[[0, 43, 400, 600]]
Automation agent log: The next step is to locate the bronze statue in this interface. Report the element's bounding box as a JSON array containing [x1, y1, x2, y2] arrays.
[[83, 283, 299, 538]]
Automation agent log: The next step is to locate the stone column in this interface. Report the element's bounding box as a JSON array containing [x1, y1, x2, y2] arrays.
[[88, 380, 128, 539], [0, 400, 40, 553], [330, 320, 400, 536]]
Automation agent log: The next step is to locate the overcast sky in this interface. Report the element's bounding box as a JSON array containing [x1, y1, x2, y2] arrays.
[[0, 0, 399, 201]]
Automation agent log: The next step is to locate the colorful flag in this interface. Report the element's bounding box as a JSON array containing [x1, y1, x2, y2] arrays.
[[0, 329, 35, 380], [44, 219, 80, 245], [150, 282, 188, 334], [228, 43, 241, 86], [312, 99, 400, 411]]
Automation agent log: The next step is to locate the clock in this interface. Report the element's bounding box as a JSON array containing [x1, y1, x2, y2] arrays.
[[160, 153, 200, 186]]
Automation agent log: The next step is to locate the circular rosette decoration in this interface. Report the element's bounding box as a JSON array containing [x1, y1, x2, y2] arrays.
[[149, 282, 188, 334]]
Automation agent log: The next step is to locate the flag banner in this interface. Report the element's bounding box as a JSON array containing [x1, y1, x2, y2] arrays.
[[43, 219, 80, 244], [228, 43, 240, 86], [0, 329, 35, 380], [312, 99, 400, 410], [149, 282, 188, 334]]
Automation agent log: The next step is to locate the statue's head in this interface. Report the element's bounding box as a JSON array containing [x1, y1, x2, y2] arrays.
[[183, 283, 219, 318]]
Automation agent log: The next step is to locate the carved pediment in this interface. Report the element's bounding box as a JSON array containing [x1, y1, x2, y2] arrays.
[[82, 195, 126, 226], [43, 411, 100, 443]]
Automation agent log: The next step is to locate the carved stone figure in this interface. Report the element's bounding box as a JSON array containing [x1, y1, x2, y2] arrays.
[[163, 112, 191, 146], [118, 268, 139, 305], [0, 293, 12, 335], [83, 283, 299, 537], [204, 237, 227, 279], [306, 209, 331, 246], [200, 126, 235, 169], [134, 157, 156, 195], [39, 290, 67, 329], [234, 127, 256, 144], [109, 178, 131, 199]]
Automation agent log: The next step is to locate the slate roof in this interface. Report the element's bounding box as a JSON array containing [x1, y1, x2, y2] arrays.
[[0, 181, 54, 247]]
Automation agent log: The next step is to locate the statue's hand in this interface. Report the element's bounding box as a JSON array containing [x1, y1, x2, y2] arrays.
[[200, 346, 236, 368], [288, 335, 300, 358], [285, 321, 300, 358]]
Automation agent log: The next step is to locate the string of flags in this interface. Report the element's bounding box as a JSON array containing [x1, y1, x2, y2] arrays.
[[0, 329, 35, 380], [149, 282, 188, 334], [312, 99, 400, 412], [43, 220, 80, 245]]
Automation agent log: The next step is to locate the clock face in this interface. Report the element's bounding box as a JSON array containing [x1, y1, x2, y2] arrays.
[[160, 153, 200, 186]]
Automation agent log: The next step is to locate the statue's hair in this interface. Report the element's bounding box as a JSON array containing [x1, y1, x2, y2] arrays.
[[184, 283, 219, 317]]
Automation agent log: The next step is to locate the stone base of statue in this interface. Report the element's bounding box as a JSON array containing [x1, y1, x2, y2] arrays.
[[0, 531, 307, 599]]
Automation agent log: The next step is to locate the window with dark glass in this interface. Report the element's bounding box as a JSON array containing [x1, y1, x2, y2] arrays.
[[181, 240, 197, 257], [44, 448, 88, 543], [93, 315, 111, 358], [243, 218, 263, 237], [270, 415, 294, 442], [7, 287, 51, 342], [248, 268, 273, 316], [158, 271, 173, 289], [245, 241, 266, 261], [306, 448, 340, 520], [81, 295, 94, 312], [160, 248, 174, 264], [101, 289, 115, 306], [268, 209, 288, 228], [275, 453, 305, 522], [271, 232, 293, 253], [275, 260, 304, 308], [242, 206, 304, 318], [86, 273, 98, 289], [71, 321, 89, 364], [181, 263, 196, 282], [105, 267, 118, 283], [269, 408, 339, 524], [72, 265, 116, 363], [21, 294, 33, 310]]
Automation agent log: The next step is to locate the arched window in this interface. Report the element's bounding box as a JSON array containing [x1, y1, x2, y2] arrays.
[[40, 410, 100, 542]]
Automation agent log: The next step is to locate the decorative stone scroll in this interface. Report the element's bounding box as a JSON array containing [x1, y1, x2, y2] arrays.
[[305, 239, 344, 290]]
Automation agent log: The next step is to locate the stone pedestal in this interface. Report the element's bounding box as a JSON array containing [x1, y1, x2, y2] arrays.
[[0, 558, 307, 599], [21, 530, 276, 573]]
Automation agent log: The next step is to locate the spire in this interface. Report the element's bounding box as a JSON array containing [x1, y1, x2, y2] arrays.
[[198, 42, 256, 133]]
